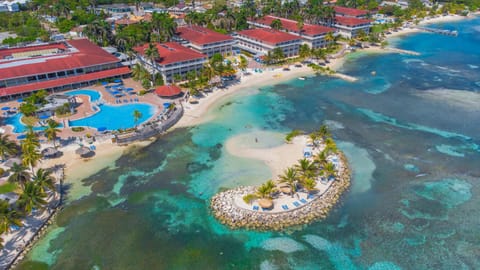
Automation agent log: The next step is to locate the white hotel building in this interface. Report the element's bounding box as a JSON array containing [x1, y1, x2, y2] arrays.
[[134, 42, 207, 83], [175, 25, 236, 58], [235, 28, 302, 57], [247, 15, 337, 49]]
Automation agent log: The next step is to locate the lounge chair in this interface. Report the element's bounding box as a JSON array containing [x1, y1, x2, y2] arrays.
[[253, 205, 259, 211], [282, 205, 289, 210], [123, 99, 128, 103], [293, 201, 301, 207], [307, 194, 314, 200], [300, 198, 308, 204]]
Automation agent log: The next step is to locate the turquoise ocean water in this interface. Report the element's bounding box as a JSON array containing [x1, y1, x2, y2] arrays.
[[19, 17, 480, 269]]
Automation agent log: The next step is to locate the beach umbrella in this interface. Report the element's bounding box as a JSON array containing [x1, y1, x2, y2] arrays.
[[17, 98, 23, 102], [1, 106, 10, 111], [97, 127, 107, 132], [258, 198, 273, 209], [114, 79, 122, 83], [126, 88, 134, 91], [4, 158, 21, 167], [163, 103, 171, 108], [41, 147, 59, 158], [75, 146, 92, 157], [101, 81, 108, 85], [16, 134, 27, 140]]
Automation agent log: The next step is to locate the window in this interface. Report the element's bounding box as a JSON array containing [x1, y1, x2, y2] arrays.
[[47, 73, 57, 78], [38, 74, 47, 80], [27, 76, 37, 82], [57, 71, 66, 77], [76, 68, 84, 74], [67, 70, 75, 75]]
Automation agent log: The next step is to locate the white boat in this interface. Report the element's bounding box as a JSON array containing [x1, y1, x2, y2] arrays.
[[298, 77, 306, 80]]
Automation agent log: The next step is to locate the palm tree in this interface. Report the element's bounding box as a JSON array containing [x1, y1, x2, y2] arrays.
[[325, 32, 335, 49], [318, 124, 331, 139], [44, 119, 61, 149], [299, 44, 311, 59], [255, 180, 276, 199], [145, 42, 160, 83], [0, 200, 23, 234], [17, 182, 47, 214], [313, 150, 328, 169], [132, 63, 148, 81], [32, 168, 55, 193], [302, 177, 317, 194], [0, 134, 18, 161], [308, 132, 321, 148], [8, 163, 30, 188], [22, 144, 41, 173], [295, 158, 316, 180], [133, 110, 143, 127], [22, 126, 40, 153], [279, 168, 298, 195], [270, 18, 283, 30], [324, 162, 336, 179]]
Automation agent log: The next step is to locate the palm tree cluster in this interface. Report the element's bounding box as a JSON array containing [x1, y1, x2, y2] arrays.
[[243, 125, 339, 207], [0, 127, 58, 248]]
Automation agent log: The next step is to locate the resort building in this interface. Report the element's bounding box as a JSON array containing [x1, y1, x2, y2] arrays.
[[334, 6, 369, 18], [134, 42, 207, 83], [333, 16, 372, 38], [235, 29, 302, 57], [175, 25, 235, 57], [0, 39, 130, 99], [247, 15, 337, 49], [0, 0, 20, 12]]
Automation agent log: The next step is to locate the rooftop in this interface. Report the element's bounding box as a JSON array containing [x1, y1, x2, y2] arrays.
[[0, 39, 120, 80], [155, 85, 182, 97], [176, 25, 233, 45], [334, 6, 369, 17], [251, 15, 336, 36], [133, 42, 206, 65], [335, 16, 372, 26], [237, 29, 301, 45]]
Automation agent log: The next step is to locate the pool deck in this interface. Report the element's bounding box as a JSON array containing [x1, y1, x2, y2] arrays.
[[0, 78, 176, 140]]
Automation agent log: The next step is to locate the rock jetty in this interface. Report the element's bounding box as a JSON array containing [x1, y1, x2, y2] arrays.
[[210, 152, 351, 231]]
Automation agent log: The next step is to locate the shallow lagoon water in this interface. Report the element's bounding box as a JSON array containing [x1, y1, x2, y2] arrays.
[[18, 18, 480, 269]]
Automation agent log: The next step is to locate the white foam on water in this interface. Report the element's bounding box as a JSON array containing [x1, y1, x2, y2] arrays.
[[261, 237, 306, 253], [260, 260, 279, 270], [338, 141, 376, 193], [467, 64, 478, 69]]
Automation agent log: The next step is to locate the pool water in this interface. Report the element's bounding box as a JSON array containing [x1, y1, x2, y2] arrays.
[[3, 113, 53, 133], [69, 103, 156, 131], [65, 90, 101, 102]]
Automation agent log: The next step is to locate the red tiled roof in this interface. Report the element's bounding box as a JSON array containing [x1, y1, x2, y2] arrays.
[[155, 85, 182, 97], [334, 6, 369, 17], [252, 15, 335, 37], [115, 18, 138, 25], [133, 42, 206, 65], [176, 25, 233, 45], [335, 16, 371, 26], [0, 66, 130, 97], [0, 39, 120, 80], [0, 43, 68, 59], [237, 29, 301, 45]]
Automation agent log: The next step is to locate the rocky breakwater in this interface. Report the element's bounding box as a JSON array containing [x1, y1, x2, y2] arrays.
[[210, 152, 351, 231]]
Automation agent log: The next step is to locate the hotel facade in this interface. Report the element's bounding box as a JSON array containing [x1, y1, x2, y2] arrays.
[[248, 15, 337, 49], [176, 25, 236, 57], [0, 39, 130, 99], [134, 42, 207, 83], [235, 29, 302, 57], [332, 6, 372, 38]]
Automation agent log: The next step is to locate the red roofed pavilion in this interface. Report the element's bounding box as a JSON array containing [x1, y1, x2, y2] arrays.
[[155, 85, 183, 98]]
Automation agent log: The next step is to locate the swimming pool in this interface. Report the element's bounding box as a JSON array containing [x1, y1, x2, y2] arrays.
[[4, 113, 63, 133], [65, 89, 101, 102], [69, 103, 156, 131]]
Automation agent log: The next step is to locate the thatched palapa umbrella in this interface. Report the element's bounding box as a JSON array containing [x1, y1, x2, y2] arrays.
[[4, 158, 21, 167], [75, 146, 92, 157], [258, 198, 273, 209], [42, 147, 60, 158]]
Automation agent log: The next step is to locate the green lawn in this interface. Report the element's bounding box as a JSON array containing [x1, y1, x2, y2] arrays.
[[0, 182, 17, 194]]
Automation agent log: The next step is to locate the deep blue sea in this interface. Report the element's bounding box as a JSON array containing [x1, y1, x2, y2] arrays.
[[19, 17, 480, 270]]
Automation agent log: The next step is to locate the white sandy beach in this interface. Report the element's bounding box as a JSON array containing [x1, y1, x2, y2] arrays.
[[226, 133, 308, 178]]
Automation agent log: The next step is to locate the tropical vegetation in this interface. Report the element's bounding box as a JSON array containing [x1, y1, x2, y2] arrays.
[[243, 125, 340, 208]]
